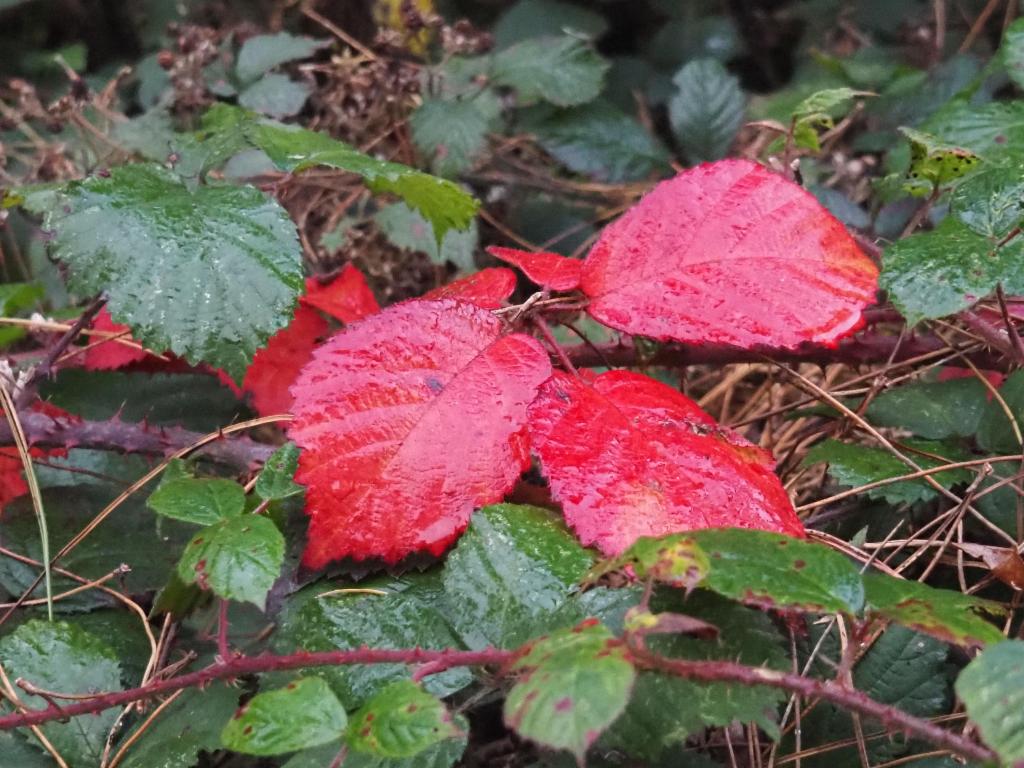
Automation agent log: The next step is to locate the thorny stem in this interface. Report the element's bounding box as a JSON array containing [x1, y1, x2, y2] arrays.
[[0, 642, 997, 764]]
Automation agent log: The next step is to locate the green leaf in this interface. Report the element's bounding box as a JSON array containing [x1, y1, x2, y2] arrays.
[[410, 94, 499, 178], [793, 87, 872, 123], [147, 477, 246, 525], [493, 0, 609, 48], [504, 621, 636, 761], [865, 377, 989, 439], [229, 110, 478, 243], [177, 514, 285, 608], [0, 282, 43, 348], [525, 101, 671, 182], [221, 677, 347, 756], [273, 574, 472, 707], [803, 438, 971, 505], [1002, 19, 1024, 90], [588, 533, 709, 591], [899, 127, 981, 187], [375, 201, 478, 272], [35, 163, 303, 382], [348, 681, 460, 759], [41, 370, 245, 432], [686, 528, 865, 614], [669, 58, 745, 163], [0, 620, 121, 765], [284, 737, 466, 768], [119, 685, 241, 768], [863, 571, 1005, 648], [492, 36, 609, 107], [955, 640, 1024, 766], [796, 626, 950, 768], [977, 369, 1024, 452], [0, 731, 52, 768], [603, 592, 786, 760], [881, 217, 1024, 325], [923, 100, 1024, 156], [0, 487, 193, 608], [951, 158, 1024, 238], [236, 32, 328, 83], [239, 74, 312, 118], [442, 504, 594, 649], [256, 442, 304, 500]]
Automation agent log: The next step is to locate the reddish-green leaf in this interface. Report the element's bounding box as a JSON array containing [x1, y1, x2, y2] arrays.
[[301, 264, 380, 324], [421, 268, 517, 309], [487, 246, 583, 291], [288, 299, 552, 566], [528, 370, 804, 556], [580, 159, 879, 349], [84, 308, 147, 370], [504, 619, 636, 761], [347, 680, 461, 759], [242, 304, 329, 416]]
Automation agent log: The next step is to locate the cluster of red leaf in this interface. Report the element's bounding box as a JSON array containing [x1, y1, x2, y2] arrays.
[[287, 160, 879, 567]]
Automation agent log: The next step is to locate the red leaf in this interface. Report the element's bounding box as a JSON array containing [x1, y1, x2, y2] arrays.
[[581, 160, 879, 349], [0, 445, 66, 511], [421, 268, 518, 309], [528, 370, 804, 556], [487, 246, 583, 291], [242, 305, 329, 416], [300, 264, 380, 323], [288, 299, 552, 566], [84, 308, 147, 370]]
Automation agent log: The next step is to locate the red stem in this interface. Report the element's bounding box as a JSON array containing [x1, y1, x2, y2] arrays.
[[216, 599, 231, 662], [0, 644, 998, 764]]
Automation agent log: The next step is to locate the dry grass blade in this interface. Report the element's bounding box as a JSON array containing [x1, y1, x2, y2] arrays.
[[0, 383, 52, 619]]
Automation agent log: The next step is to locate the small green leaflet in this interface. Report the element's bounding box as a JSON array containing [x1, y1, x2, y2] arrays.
[[790, 87, 873, 152], [504, 620, 636, 761], [863, 572, 1005, 648], [222, 677, 347, 756], [200, 105, 478, 244], [977, 369, 1024, 452], [669, 58, 745, 163], [238, 74, 312, 119], [865, 377, 989, 440], [27, 162, 303, 382], [491, 35, 609, 107], [235, 32, 329, 83], [177, 514, 285, 608], [686, 528, 865, 615], [951, 158, 1024, 239], [147, 477, 246, 525], [256, 442, 304, 500], [410, 94, 500, 178], [375, 202, 479, 273], [956, 640, 1024, 765], [899, 126, 981, 187], [347, 681, 461, 759]]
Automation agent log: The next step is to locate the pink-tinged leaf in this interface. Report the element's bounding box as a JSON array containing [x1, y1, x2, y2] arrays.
[[528, 370, 804, 556], [300, 264, 380, 324], [242, 305, 329, 416], [288, 299, 552, 566], [421, 268, 518, 309], [84, 308, 148, 370], [581, 159, 879, 349], [487, 246, 583, 292]]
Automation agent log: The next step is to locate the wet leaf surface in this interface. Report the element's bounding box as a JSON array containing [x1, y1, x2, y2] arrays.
[[487, 246, 583, 291], [580, 159, 879, 349], [288, 300, 551, 566], [528, 370, 804, 556]]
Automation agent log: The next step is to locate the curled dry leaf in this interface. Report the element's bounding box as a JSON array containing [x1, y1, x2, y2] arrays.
[[487, 246, 583, 292], [421, 267, 518, 309], [528, 370, 804, 556], [580, 159, 879, 349], [288, 299, 552, 566]]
